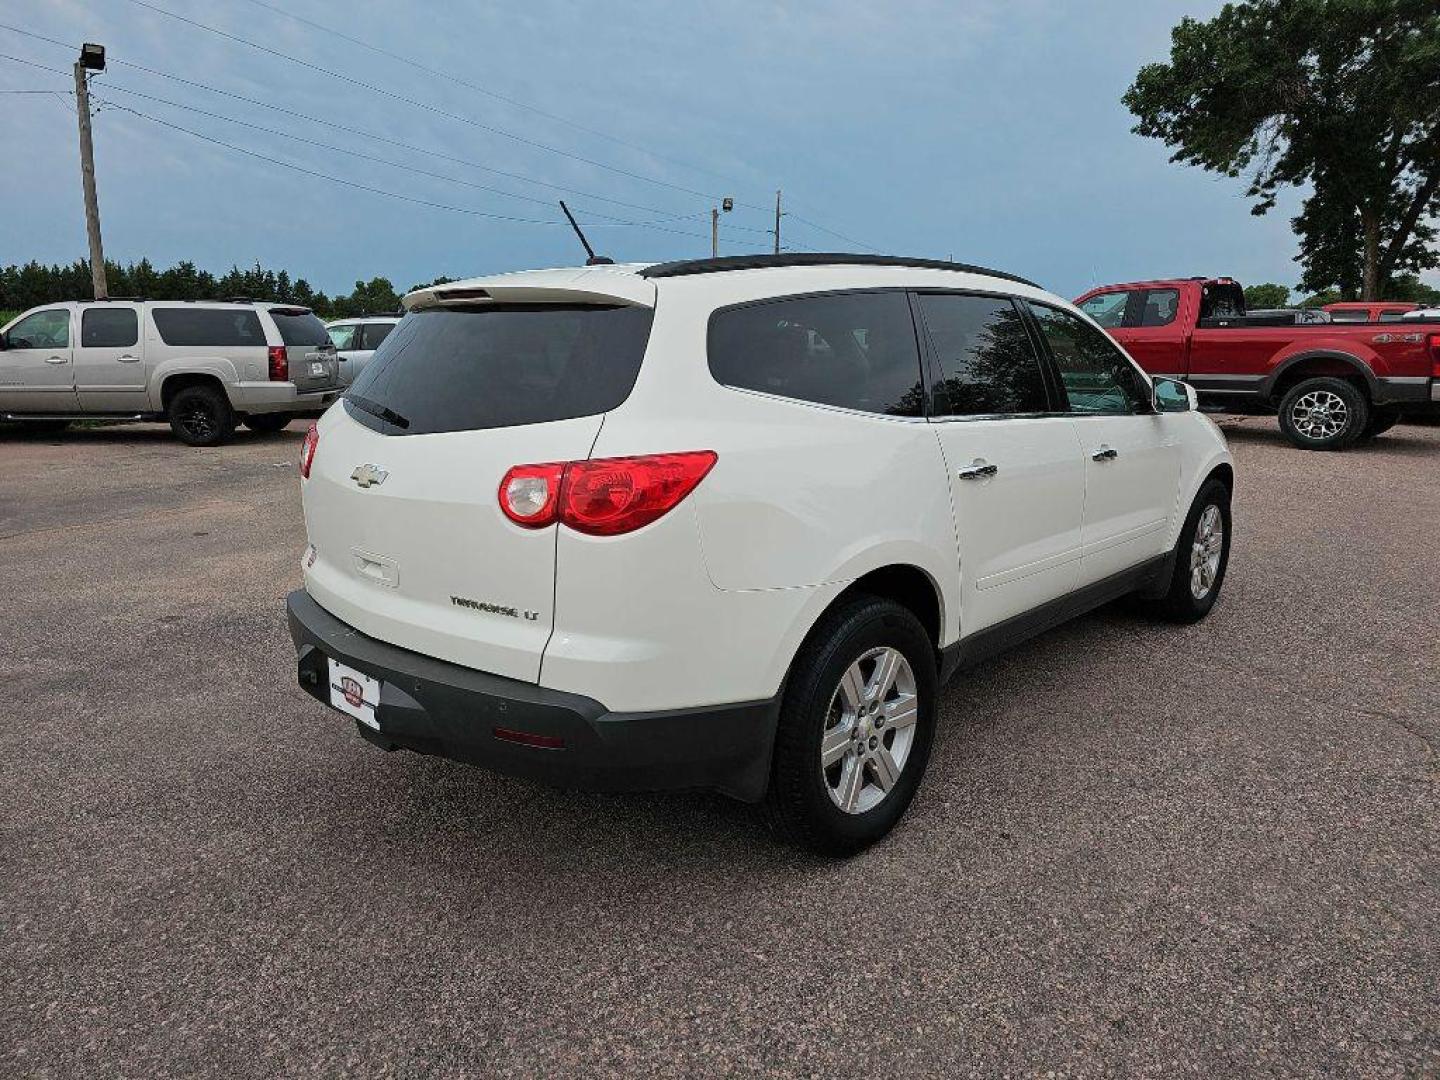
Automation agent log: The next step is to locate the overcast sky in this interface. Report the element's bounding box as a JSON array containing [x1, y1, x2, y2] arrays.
[[2, 0, 1434, 300]]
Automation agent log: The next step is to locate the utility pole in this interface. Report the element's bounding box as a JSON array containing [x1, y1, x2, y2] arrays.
[[74, 43, 108, 299], [773, 190, 782, 254], [711, 196, 733, 258]]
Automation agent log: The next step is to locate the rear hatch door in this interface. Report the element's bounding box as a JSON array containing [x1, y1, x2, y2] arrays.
[[270, 307, 338, 390], [300, 299, 654, 682]]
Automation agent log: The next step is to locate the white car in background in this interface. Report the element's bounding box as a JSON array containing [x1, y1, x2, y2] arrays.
[[326, 316, 400, 386], [289, 254, 1233, 853]]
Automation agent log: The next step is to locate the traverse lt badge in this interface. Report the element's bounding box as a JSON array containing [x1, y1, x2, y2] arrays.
[[350, 464, 388, 489]]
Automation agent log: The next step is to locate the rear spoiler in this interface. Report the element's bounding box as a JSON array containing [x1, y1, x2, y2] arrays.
[[404, 268, 656, 312]]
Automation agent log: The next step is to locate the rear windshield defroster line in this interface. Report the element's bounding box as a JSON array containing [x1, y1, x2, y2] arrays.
[[343, 304, 655, 436]]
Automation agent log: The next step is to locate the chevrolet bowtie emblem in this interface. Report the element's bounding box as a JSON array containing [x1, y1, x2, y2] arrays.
[[350, 464, 389, 488]]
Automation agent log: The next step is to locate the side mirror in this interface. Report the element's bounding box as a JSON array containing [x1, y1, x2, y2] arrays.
[[1153, 377, 1193, 413]]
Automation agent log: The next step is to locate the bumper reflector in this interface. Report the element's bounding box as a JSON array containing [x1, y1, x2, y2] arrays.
[[493, 726, 565, 750]]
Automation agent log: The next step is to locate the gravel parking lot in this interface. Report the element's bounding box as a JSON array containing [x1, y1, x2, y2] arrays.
[[2, 417, 1436, 1077]]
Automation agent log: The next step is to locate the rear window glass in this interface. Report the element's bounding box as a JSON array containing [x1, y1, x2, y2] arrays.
[[345, 304, 654, 435], [269, 309, 331, 346], [707, 291, 924, 416], [152, 308, 265, 347]]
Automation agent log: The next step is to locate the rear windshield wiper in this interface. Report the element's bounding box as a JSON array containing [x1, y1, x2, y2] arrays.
[[347, 394, 411, 430]]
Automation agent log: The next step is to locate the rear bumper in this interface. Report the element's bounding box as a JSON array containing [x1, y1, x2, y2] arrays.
[[231, 381, 341, 413], [286, 589, 778, 801]]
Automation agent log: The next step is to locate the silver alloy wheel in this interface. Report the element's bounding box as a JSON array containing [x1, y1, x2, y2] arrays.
[[1291, 389, 1348, 440], [1190, 504, 1224, 600], [820, 646, 919, 815]]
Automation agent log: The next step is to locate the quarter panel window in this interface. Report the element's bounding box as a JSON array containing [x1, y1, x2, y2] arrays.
[[1030, 303, 1148, 414], [707, 291, 924, 416], [7, 309, 70, 349], [152, 308, 266, 347], [81, 308, 139, 348], [917, 293, 1049, 416]]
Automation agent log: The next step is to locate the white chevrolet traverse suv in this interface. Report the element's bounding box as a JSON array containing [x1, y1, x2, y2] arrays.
[[289, 254, 1233, 853]]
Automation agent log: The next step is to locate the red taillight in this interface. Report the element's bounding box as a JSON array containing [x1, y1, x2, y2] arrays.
[[300, 422, 319, 479], [498, 451, 718, 535], [498, 462, 566, 527], [1429, 333, 1440, 378], [268, 345, 289, 381]]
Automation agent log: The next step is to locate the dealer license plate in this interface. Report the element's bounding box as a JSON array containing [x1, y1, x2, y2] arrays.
[[327, 658, 380, 730]]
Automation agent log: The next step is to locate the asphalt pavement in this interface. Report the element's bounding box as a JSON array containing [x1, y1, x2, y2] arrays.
[[2, 416, 1436, 1077]]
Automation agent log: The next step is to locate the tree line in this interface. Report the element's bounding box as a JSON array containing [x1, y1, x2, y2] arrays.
[[0, 259, 455, 321]]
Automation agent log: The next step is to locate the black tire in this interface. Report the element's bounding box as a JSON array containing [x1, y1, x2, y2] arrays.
[[243, 412, 291, 433], [167, 384, 236, 447], [1357, 405, 1402, 441], [766, 595, 937, 856], [1150, 477, 1232, 624], [1277, 376, 1369, 451]]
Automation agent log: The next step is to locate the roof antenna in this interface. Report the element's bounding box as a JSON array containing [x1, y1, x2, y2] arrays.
[[559, 201, 613, 265]]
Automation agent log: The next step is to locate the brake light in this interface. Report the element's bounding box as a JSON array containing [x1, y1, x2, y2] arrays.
[[498, 452, 718, 535], [268, 345, 289, 381], [300, 422, 319, 479], [1429, 333, 1440, 378], [499, 462, 566, 527]]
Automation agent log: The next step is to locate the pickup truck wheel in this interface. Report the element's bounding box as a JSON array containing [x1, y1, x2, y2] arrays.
[[243, 412, 291, 433], [1357, 405, 1402, 441], [1150, 478, 1232, 623], [168, 385, 236, 447], [1277, 377, 1368, 451], [766, 596, 936, 856]]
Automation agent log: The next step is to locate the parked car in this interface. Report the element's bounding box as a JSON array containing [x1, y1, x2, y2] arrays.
[[1323, 301, 1421, 323], [326, 316, 400, 387], [287, 254, 1234, 853], [0, 299, 340, 445], [1400, 308, 1440, 321], [1075, 277, 1440, 449]]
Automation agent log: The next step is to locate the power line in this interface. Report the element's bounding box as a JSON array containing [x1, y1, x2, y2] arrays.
[[2, 21, 869, 251], [119, 0, 753, 209], [233, 0, 746, 190], [0, 30, 755, 226], [0, 45, 779, 240]]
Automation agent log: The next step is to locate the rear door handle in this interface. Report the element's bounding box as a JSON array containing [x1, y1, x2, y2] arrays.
[[116, 354, 140, 363], [44, 355, 68, 365], [1091, 446, 1119, 461], [957, 462, 999, 480]]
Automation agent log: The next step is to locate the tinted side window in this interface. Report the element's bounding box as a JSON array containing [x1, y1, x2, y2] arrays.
[[7, 309, 70, 349], [1135, 288, 1179, 327], [917, 293, 1048, 416], [1030, 303, 1148, 414], [82, 307, 138, 348], [708, 291, 923, 416], [1079, 291, 1129, 328], [152, 308, 266, 347], [361, 323, 394, 350]]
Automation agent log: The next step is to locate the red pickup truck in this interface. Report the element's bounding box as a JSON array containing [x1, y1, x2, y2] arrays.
[[1075, 277, 1440, 449]]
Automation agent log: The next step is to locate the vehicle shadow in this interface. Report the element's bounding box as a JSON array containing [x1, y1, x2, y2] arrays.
[[1214, 416, 1438, 455], [0, 421, 307, 445]]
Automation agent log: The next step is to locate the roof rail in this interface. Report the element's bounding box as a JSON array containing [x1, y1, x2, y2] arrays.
[[639, 253, 1041, 288], [78, 296, 148, 302]]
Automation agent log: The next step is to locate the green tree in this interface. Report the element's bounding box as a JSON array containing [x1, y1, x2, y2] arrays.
[[1243, 283, 1291, 309], [1124, 0, 1440, 300]]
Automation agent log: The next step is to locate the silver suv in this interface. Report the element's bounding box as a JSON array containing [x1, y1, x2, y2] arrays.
[[0, 300, 340, 445]]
